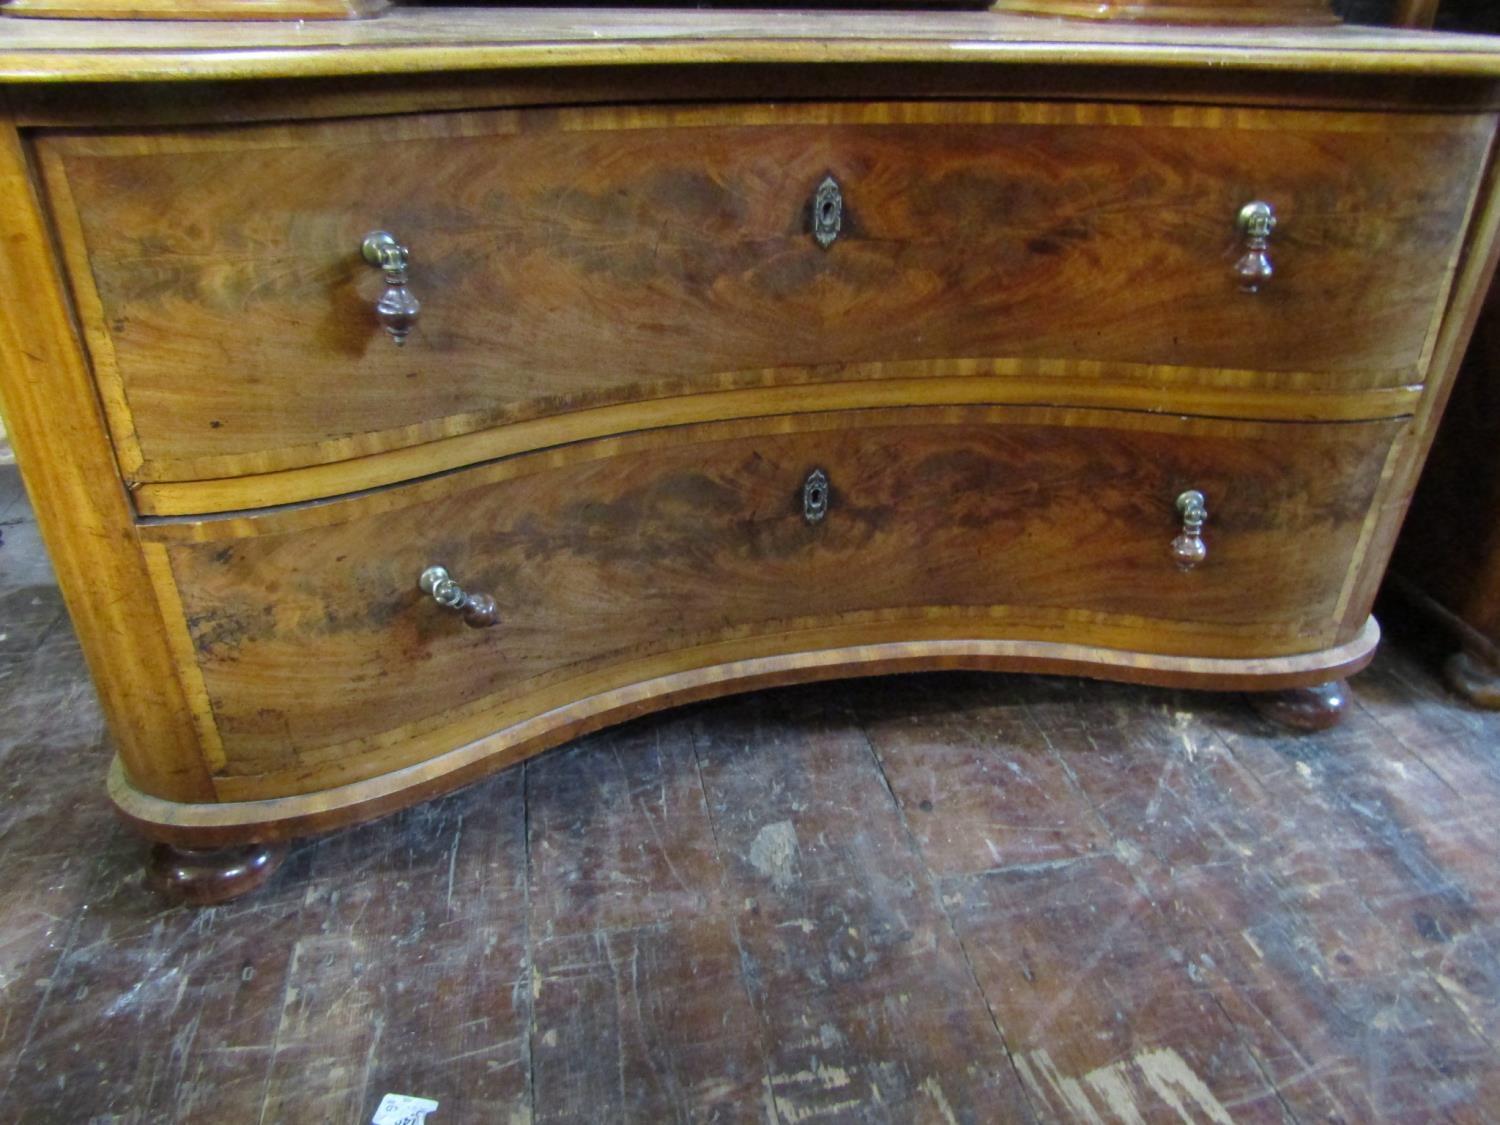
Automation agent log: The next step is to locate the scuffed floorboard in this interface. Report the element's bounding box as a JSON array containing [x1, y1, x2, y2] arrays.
[[1, 463, 1498, 1123]]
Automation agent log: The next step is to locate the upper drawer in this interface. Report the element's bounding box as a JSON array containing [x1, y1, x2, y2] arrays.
[[40, 101, 1490, 484]]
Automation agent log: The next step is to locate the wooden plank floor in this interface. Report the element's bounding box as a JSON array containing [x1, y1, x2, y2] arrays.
[[2, 461, 1499, 1123]]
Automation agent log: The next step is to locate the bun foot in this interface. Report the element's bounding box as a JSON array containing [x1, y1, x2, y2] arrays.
[[1250, 679, 1351, 732], [1444, 649, 1500, 709], [147, 841, 287, 905]]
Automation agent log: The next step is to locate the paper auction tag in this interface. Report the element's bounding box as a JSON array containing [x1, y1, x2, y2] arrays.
[[372, 1093, 439, 1125]]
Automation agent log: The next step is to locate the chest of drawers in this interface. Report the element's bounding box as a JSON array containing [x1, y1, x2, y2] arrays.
[[3, 11, 1500, 901]]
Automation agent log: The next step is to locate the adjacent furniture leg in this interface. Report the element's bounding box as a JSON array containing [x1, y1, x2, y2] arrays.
[[1444, 647, 1500, 709], [146, 841, 287, 905], [1250, 679, 1351, 732]]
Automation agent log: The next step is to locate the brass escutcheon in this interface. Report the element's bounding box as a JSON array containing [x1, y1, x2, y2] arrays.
[[803, 468, 831, 523], [812, 176, 843, 250]]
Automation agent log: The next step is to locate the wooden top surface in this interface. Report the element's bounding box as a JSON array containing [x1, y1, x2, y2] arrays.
[[2, 8, 1500, 83]]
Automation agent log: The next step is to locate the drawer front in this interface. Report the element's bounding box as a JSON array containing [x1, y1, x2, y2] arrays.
[[147, 406, 1401, 794], [44, 102, 1486, 483]]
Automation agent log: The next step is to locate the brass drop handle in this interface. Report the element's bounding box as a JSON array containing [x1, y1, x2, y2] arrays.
[[362, 230, 421, 345], [1233, 201, 1277, 293], [418, 565, 498, 628], [1171, 490, 1208, 570]]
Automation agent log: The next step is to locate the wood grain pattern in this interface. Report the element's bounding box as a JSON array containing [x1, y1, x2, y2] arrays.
[[39, 100, 1487, 484], [4, 13, 1500, 883], [0, 111, 213, 803], [4, 10, 1500, 84], [1333, 109, 1500, 642], [139, 405, 1401, 809], [108, 620, 1382, 843], [2, 0, 385, 18], [128, 376, 1424, 518]]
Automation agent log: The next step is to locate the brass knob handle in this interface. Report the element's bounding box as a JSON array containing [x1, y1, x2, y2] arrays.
[[418, 565, 498, 628], [1233, 201, 1277, 293], [1171, 490, 1208, 570], [362, 230, 421, 345]]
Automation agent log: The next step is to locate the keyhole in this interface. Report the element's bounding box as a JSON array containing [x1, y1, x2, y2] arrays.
[[803, 469, 830, 522], [820, 200, 835, 223]]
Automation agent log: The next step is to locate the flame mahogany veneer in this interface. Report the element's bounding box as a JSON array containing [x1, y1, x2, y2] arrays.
[[2, 11, 1500, 900]]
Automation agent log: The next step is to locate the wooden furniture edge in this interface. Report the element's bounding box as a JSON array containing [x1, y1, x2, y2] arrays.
[[133, 408, 1409, 543], [0, 111, 215, 801], [108, 619, 1381, 846], [1336, 119, 1500, 636], [130, 382, 1424, 518], [4, 0, 387, 19], [6, 22, 1500, 84]]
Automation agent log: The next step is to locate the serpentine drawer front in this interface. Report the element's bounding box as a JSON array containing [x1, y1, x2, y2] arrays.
[[38, 100, 1488, 488], [138, 406, 1402, 801]]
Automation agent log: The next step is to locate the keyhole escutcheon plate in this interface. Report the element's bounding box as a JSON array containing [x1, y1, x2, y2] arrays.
[[812, 176, 843, 249], [803, 468, 830, 523]]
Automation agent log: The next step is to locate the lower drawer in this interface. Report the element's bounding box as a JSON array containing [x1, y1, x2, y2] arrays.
[[143, 406, 1402, 797]]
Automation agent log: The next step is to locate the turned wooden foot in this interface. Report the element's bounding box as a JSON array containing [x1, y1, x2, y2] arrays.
[[1250, 679, 1351, 732], [146, 842, 287, 905], [1444, 649, 1500, 709]]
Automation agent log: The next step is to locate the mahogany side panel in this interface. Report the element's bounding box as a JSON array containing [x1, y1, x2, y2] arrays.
[[38, 101, 1487, 483]]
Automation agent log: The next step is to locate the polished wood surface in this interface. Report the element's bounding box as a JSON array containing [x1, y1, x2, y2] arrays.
[[4, 10, 1500, 83], [143, 406, 1397, 806], [145, 841, 287, 904], [0, 118, 215, 803], [110, 622, 1382, 843], [3, 15, 1500, 860], [1250, 677, 1350, 730], [41, 100, 1485, 485], [992, 0, 1336, 24], [1326, 120, 1500, 649], [126, 375, 1425, 517], [3, 0, 385, 19]]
